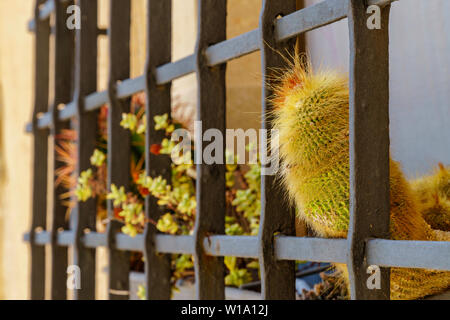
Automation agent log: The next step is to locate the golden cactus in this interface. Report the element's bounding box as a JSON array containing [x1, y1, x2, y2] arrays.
[[411, 163, 450, 232], [271, 56, 450, 299]]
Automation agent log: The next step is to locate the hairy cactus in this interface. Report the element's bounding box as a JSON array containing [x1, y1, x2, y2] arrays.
[[271, 56, 450, 300], [411, 163, 450, 232]]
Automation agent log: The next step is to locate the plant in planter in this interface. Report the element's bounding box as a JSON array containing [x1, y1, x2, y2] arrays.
[[56, 93, 262, 297]]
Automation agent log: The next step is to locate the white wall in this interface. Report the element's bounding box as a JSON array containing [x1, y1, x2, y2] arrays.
[[306, 0, 450, 178]]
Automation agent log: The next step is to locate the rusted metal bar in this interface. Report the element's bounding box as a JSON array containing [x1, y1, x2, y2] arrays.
[[143, 0, 173, 300], [29, 0, 51, 300], [49, 0, 75, 300], [193, 0, 227, 300], [258, 0, 297, 300], [347, 0, 391, 300], [106, 0, 132, 300], [71, 0, 99, 300]]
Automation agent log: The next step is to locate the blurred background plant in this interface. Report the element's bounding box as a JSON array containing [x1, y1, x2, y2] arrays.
[[55, 93, 262, 296]]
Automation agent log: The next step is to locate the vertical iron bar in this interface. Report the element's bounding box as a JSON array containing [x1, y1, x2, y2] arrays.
[[293, 0, 309, 238], [258, 0, 297, 300], [50, 0, 75, 300], [295, 0, 306, 56], [143, 0, 172, 300], [106, 0, 131, 300], [347, 0, 391, 300], [193, 0, 227, 300], [72, 0, 98, 300], [30, 0, 51, 300]]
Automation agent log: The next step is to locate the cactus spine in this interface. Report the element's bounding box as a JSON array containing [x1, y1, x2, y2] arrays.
[[271, 57, 450, 299], [411, 163, 450, 232]]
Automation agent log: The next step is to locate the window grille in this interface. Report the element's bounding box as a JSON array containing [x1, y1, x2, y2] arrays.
[[24, 0, 450, 300]]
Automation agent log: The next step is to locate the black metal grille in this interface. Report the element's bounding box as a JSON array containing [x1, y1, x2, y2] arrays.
[[24, 0, 450, 300]]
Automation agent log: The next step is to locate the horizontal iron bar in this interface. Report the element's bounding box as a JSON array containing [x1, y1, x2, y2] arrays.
[[26, 0, 398, 133], [34, 25, 109, 36], [84, 231, 107, 248], [116, 76, 145, 99], [275, 0, 397, 42], [37, 111, 52, 129], [205, 30, 260, 66], [85, 90, 109, 111], [156, 235, 195, 254], [203, 235, 259, 258], [367, 239, 450, 271], [28, 0, 109, 35], [28, 0, 56, 31], [156, 55, 196, 85], [275, 0, 348, 42], [28, 0, 72, 31], [367, 0, 396, 6], [24, 230, 51, 245], [59, 101, 76, 119], [115, 233, 143, 251], [58, 230, 74, 246], [275, 236, 348, 263], [29, 0, 396, 33], [23, 231, 450, 270]]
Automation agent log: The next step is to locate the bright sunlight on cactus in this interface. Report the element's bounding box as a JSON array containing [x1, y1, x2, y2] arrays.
[[271, 54, 450, 300]]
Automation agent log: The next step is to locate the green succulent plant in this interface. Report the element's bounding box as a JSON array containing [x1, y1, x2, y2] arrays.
[[72, 94, 262, 295]]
